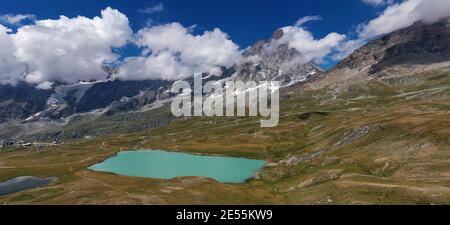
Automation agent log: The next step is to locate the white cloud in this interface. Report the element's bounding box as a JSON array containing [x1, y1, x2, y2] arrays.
[[36, 81, 54, 90], [331, 39, 366, 61], [254, 16, 348, 65], [0, 24, 24, 85], [0, 8, 241, 85], [139, 3, 164, 14], [119, 52, 191, 81], [273, 1, 450, 65], [332, 0, 450, 62], [10, 7, 132, 85], [274, 25, 346, 63], [294, 15, 322, 27], [359, 0, 450, 39], [119, 22, 242, 80], [0, 13, 35, 26], [361, 0, 394, 6]]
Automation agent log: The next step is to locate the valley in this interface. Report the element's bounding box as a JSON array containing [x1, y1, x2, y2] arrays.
[[1, 64, 449, 204]]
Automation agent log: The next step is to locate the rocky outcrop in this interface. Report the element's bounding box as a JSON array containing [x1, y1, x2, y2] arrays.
[[311, 18, 450, 89], [0, 82, 53, 122], [333, 124, 381, 147], [74, 79, 171, 113], [370, 18, 450, 73], [335, 18, 450, 74], [235, 29, 323, 85]]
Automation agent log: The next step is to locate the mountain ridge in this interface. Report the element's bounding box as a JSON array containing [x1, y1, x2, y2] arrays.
[[309, 17, 450, 90]]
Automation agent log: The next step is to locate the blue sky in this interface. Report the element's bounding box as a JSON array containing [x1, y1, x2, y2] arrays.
[[1, 0, 384, 49]]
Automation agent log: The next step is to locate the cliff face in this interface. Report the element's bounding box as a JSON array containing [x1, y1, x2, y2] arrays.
[[235, 29, 323, 86], [0, 82, 53, 122], [73, 79, 171, 113], [336, 18, 450, 73], [369, 18, 450, 73], [311, 18, 450, 89]]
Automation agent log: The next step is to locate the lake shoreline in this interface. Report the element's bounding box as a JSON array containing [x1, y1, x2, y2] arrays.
[[0, 176, 58, 196], [88, 149, 267, 184]]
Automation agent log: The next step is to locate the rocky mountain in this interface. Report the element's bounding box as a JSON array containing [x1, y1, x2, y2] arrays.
[[8, 16, 450, 141], [347, 18, 450, 73], [0, 25, 324, 141], [235, 28, 323, 86], [312, 17, 450, 89], [0, 82, 53, 123], [22, 79, 173, 122]]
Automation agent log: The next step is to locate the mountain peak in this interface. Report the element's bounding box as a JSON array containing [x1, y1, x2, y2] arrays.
[[336, 17, 450, 74], [235, 28, 322, 85], [272, 28, 285, 40]]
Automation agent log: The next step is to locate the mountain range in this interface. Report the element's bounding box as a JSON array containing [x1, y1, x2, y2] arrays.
[[0, 25, 325, 141], [2, 18, 450, 141]]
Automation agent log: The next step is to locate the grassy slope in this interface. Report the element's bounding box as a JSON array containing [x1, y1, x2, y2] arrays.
[[1, 68, 449, 204]]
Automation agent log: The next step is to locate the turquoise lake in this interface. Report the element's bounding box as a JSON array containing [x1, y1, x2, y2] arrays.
[[88, 150, 267, 183]]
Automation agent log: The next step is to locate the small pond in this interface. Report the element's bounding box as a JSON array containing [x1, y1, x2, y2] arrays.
[[0, 176, 57, 196]]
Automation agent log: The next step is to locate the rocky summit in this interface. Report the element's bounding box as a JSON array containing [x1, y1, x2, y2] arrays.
[[235, 28, 323, 85]]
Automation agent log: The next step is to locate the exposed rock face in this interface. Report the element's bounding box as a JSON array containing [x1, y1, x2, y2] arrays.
[[101, 65, 120, 79], [0, 82, 53, 122], [5, 79, 173, 123], [235, 29, 323, 85], [336, 18, 450, 74], [38, 104, 74, 120], [371, 18, 450, 73], [311, 17, 450, 89], [103, 86, 171, 116], [74, 79, 171, 112], [333, 125, 381, 147], [271, 28, 285, 40]]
